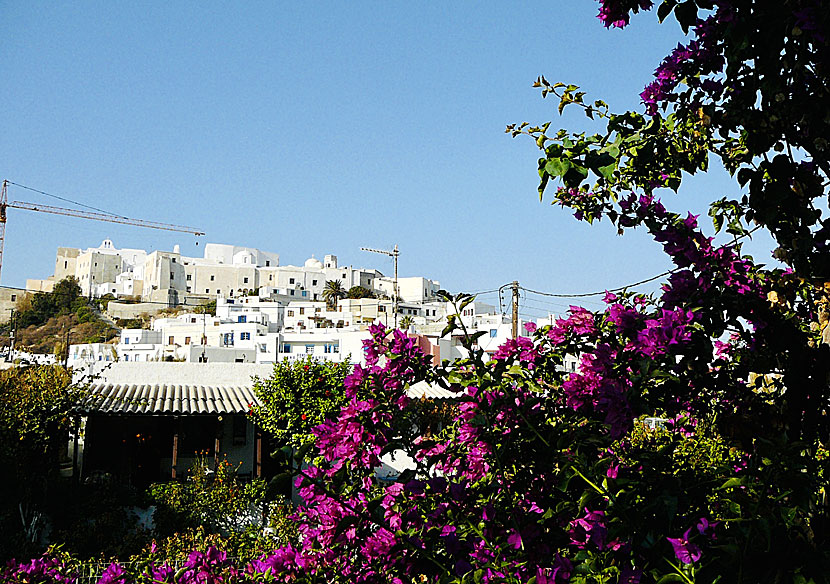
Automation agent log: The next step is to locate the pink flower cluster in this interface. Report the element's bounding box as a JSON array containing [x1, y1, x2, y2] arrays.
[[596, 0, 653, 28]]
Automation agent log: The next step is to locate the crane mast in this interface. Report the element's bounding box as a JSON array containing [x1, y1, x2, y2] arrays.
[[361, 244, 399, 328], [0, 180, 205, 285]]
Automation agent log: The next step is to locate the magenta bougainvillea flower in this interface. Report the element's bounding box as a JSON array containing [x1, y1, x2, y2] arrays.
[[667, 528, 703, 564]]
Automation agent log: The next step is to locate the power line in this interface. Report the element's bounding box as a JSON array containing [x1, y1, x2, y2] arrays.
[[520, 269, 671, 299], [461, 288, 502, 296], [517, 224, 763, 300]]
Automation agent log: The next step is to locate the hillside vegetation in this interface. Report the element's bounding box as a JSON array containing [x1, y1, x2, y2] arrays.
[[11, 277, 118, 355]]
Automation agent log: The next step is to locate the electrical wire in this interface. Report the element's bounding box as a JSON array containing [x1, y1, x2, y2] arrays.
[[519, 225, 764, 300]]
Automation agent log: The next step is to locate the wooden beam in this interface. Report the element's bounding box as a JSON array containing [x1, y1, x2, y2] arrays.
[[171, 421, 179, 479], [255, 431, 262, 478]]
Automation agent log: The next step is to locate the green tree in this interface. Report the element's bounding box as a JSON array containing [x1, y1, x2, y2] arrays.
[[346, 285, 375, 299], [249, 356, 352, 448], [0, 365, 80, 559], [16, 277, 83, 328], [194, 299, 217, 316], [322, 279, 346, 310]]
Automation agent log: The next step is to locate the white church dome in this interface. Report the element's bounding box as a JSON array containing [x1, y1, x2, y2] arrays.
[[304, 255, 323, 269]]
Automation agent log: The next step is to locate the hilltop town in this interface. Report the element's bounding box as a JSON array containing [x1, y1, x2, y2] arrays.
[[5, 238, 563, 370]]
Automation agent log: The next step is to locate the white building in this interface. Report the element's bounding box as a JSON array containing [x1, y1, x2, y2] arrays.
[[375, 276, 441, 303]]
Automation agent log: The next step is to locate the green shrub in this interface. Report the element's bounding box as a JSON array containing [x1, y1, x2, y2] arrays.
[[148, 454, 266, 538]]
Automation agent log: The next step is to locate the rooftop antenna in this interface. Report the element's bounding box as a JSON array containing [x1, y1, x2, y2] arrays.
[[361, 244, 399, 328]]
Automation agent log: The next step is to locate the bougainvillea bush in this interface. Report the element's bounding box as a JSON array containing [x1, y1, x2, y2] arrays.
[[7, 0, 830, 582]]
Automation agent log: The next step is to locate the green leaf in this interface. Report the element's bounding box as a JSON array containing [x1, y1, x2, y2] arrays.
[[467, 330, 487, 344], [563, 165, 589, 187], [718, 477, 745, 490], [458, 295, 475, 310], [441, 314, 458, 338], [265, 472, 292, 500], [711, 213, 723, 233], [656, 575, 686, 584], [657, 0, 678, 22], [545, 158, 571, 177], [674, 1, 698, 33]]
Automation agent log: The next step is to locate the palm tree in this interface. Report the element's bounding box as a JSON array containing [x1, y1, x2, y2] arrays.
[[322, 279, 346, 310], [399, 315, 414, 330]]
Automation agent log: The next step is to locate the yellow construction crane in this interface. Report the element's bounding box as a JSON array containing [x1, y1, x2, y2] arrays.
[[0, 180, 205, 284]]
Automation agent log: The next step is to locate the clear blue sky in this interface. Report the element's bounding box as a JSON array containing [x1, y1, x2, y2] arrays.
[[1, 2, 774, 318]]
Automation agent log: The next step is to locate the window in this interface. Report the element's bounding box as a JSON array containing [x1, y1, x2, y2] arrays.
[[170, 272, 175, 280], [379, 306, 386, 313], [238, 315, 247, 323], [289, 278, 295, 284], [205, 288, 210, 293], [185, 337, 191, 345], [64, 261, 68, 269], [313, 279, 318, 286], [124, 355, 129, 361], [217, 289, 220, 294], [287, 310, 294, 317], [265, 260, 270, 267], [186, 287, 192, 292], [305, 345, 314, 354], [186, 275, 191, 281], [315, 307, 321, 313], [222, 333, 234, 346], [282, 344, 291, 353], [324, 343, 338, 354], [244, 277, 249, 284], [172, 258, 176, 263], [210, 275, 215, 281], [300, 308, 305, 315], [168, 336, 174, 344], [240, 332, 251, 340], [269, 275, 273, 281], [124, 338, 129, 344], [290, 290, 294, 296], [490, 329, 498, 338], [191, 317, 196, 323], [10, 295, 15, 301]]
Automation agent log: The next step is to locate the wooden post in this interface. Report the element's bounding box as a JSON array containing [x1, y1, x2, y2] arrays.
[[214, 415, 222, 469], [171, 419, 179, 479], [255, 431, 262, 478]]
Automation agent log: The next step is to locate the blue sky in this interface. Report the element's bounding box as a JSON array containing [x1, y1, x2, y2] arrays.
[[1, 2, 773, 318]]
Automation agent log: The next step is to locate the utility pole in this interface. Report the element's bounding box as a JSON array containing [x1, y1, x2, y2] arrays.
[[361, 245, 400, 328], [511, 281, 519, 339]]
